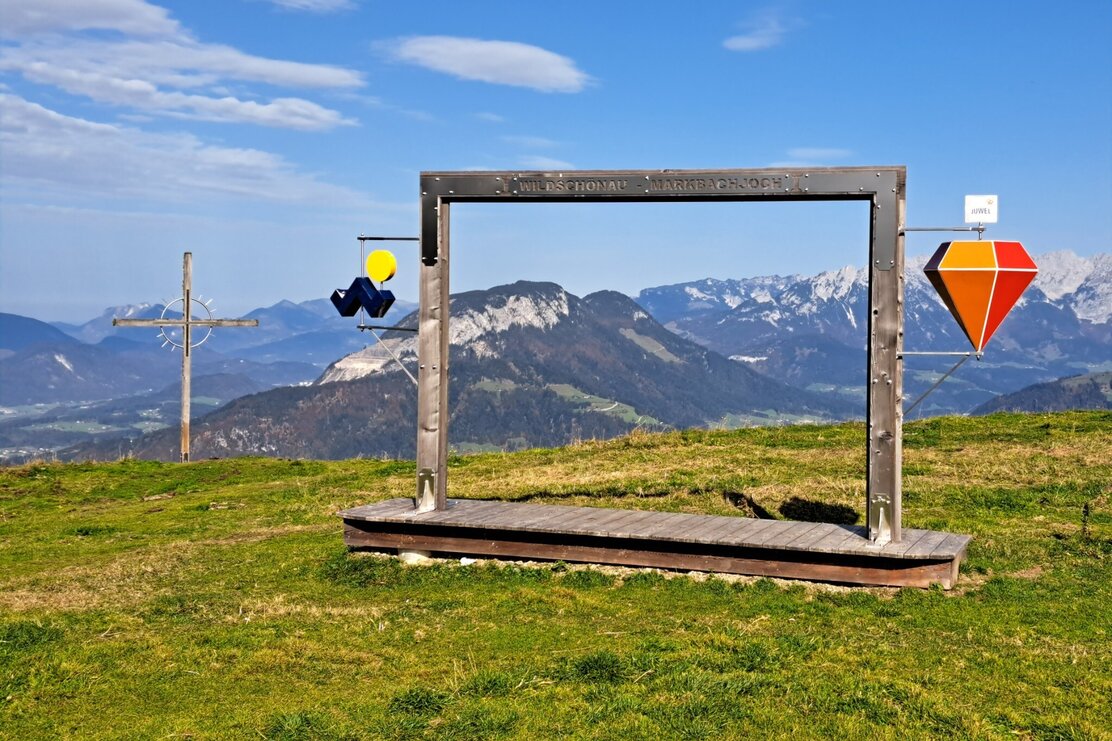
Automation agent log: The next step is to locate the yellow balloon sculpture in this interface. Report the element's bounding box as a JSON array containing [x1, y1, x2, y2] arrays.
[[366, 250, 397, 283]]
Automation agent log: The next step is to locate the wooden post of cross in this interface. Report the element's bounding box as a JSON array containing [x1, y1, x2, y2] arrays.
[[113, 252, 259, 462]]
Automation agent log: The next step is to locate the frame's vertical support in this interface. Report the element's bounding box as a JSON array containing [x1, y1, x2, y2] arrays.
[[180, 251, 192, 464], [416, 190, 449, 511], [893, 184, 907, 538], [866, 172, 905, 543]]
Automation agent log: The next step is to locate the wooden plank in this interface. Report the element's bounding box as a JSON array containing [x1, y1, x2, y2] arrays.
[[629, 512, 707, 541], [901, 529, 952, 558], [694, 515, 752, 544], [340, 497, 969, 589], [746, 521, 805, 547], [458, 500, 556, 528], [782, 523, 846, 552], [531, 505, 613, 532], [441, 499, 524, 523], [599, 509, 662, 537], [717, 517, 788, 547], [806, 524, 868, 556], [881, 527, 933, 557], [758, 521, 822, 548], [340, 499, 414, 520], [653, 514, 718, 542], [343, 524, 959, 589], [716, 517, 783, 547], [563, 507, 647, 537], [499, 504, 598, 536], [927, 532, 972, 559]]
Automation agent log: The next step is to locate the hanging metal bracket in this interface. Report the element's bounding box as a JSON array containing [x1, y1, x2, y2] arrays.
[[900, 224, 986, 240]]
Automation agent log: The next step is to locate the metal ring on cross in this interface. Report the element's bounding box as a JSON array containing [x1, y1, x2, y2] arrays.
[[158, 297, 214, 350]]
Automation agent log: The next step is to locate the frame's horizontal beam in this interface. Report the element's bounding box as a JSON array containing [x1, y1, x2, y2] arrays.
[[422, 167, 903, 201], [113, 318, 259, 328]]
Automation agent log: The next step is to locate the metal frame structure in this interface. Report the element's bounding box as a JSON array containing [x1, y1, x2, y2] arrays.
[[416, 167, 907, 543]]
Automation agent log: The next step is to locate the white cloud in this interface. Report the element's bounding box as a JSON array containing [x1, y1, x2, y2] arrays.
[[787, 147, 852, 160], [263, 0, 355, 12], [0, 94, 368, 205], [0, 1, 362, 130], [724, 12, 789, 52], [768, 147, 853, 168], [387, 36, 590, 93], [503, 135, 558, 148], [475, 112, 506, 123], [0, 0, 179, 38], [518, 155, 575, 170]]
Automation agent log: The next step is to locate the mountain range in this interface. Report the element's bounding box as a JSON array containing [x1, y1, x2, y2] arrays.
[[2, 250, 1107, 462], [637, 251, 1112, 416], [972, 371, 1112, 415], [64, 282, 855, 461], [0, 298, 414, 459]]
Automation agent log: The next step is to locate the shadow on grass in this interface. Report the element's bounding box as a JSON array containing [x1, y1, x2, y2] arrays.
[[778, 496, 860, 525]]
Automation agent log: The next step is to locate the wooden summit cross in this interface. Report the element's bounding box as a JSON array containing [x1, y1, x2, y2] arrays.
[[113, 252, 258, 462]]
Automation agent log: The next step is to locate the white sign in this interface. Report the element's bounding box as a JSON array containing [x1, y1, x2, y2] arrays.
[[965, 194, 998, 224]]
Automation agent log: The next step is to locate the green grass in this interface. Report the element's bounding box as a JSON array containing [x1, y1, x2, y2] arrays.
[[0, 411, 1109, 739], [547, 383, 665, 427]]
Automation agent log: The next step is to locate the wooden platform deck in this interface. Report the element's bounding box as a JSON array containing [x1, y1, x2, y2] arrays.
[[339, 498, 971, 589]]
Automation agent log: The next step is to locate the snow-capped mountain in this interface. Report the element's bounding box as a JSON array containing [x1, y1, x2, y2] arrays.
[[319, 285, 572, 384], [66, 281, 856, 461], [1063, 253, 1112, 324], [320, 280, 854, 429], [636, 251, 1111, 415]]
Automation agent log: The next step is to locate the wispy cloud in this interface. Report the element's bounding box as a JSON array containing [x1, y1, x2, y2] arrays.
[[723, 11, 791, 52], [475, 112, 506, 123], [262, 0, 355, 12], [386, 36, 591, 93], [0, 0, 179, 38], [768, 147, 853, 168], [787, 147, 852, 160], [518, 155, 575, 170], [0, 0, 362, 130], [503, 135, 558, 148], [0, 94, 369, 205]]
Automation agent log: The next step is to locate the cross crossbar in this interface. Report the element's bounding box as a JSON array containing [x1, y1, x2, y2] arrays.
[[112, 252, 259, 462]]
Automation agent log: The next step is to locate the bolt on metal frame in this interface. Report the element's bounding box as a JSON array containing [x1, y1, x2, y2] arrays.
[[416, 167, 907, 543]]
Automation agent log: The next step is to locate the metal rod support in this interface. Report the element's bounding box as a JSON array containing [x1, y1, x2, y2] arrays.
[[357, 324, 419, 333], [367, 329, 419, 387], [904, 355, 971, 417], [357, 236, 420, 241], [899, 351, 975, 357], [900, 225, 985, 234]]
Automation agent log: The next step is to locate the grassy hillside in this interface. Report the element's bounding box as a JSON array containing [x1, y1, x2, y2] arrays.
[[1, 412, 1109, 739]]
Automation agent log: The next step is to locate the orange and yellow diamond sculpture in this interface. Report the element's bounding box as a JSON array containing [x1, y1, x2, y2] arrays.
[[924, 241, 1038, 353]]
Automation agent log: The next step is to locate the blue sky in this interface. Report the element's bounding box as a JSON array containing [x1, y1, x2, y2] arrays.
[[1, 0, 1109, 321]]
